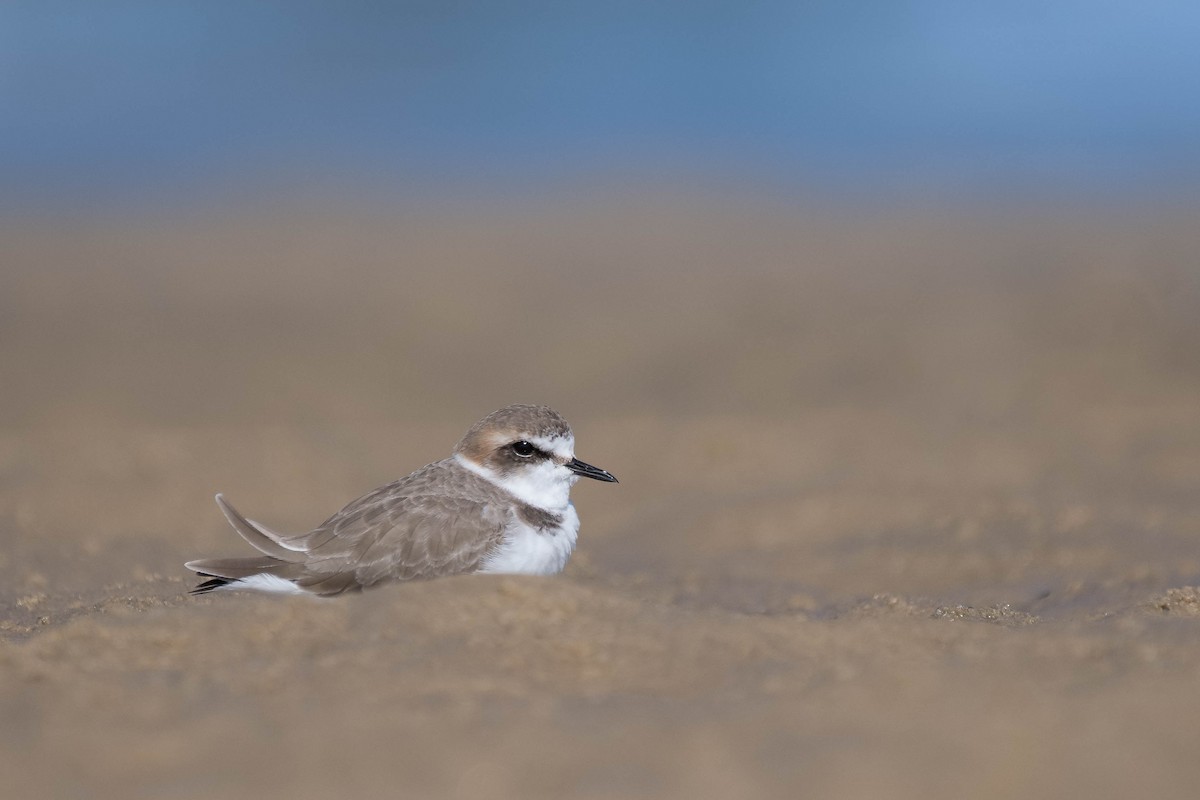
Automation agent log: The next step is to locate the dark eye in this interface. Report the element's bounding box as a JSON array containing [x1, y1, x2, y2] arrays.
[[511, 441, 536, 457]]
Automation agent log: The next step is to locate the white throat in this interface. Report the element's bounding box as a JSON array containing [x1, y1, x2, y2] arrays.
[[455, 453, 576, 512]]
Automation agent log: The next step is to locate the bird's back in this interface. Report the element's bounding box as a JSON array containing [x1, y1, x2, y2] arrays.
[[290, 458, 516, 591]]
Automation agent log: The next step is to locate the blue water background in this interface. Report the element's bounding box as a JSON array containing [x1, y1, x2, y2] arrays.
[[3, 1, 1199, 209]]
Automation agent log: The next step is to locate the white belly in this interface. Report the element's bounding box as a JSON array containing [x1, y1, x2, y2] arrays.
[[478, 504, 580, 576]]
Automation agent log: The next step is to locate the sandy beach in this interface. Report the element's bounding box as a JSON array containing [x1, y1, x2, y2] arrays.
[[2, 195, 1199, 799]]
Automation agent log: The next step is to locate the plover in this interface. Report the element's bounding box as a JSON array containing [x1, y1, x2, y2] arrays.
[[185, 404, 617, 596]]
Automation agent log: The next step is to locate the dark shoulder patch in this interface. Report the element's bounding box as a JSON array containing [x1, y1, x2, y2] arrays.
[[516, 503, 564, 531]]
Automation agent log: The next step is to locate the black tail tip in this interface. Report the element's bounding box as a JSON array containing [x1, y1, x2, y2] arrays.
[[190, 575, 234, 595]]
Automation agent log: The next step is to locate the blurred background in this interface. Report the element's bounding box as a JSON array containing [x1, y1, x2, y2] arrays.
[[3, 4, 1200, 800], [4, 1, 1199, 424], [4, 1, 1200, 212]]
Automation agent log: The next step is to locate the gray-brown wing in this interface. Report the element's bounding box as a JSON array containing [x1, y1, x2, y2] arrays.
[[291, 460, 510, 592]]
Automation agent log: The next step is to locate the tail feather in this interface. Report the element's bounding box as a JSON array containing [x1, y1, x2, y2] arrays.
[[184, 555, 292, 578], [186, 555, 304, 595], [191, 576, 234, 595], [187, 494, 312, 595], [214, 493, 306, 562]]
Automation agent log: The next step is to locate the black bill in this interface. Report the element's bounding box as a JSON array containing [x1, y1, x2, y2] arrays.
[[566, 457, 618, 483]]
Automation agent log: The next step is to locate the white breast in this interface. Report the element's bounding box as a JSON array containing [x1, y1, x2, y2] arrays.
[[478, 503, 580, 576]]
